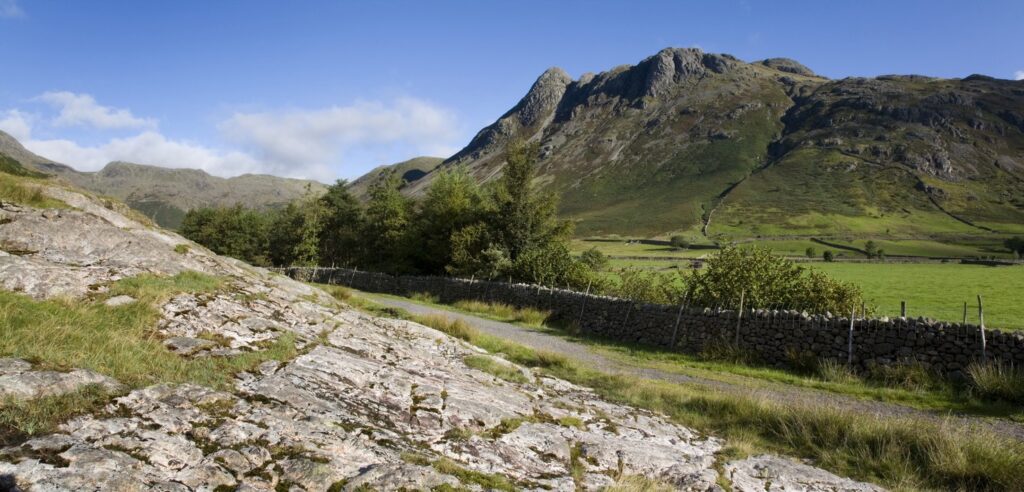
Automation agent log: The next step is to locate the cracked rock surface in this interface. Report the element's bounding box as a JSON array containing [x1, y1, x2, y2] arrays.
[[0, 185, 886, 490]]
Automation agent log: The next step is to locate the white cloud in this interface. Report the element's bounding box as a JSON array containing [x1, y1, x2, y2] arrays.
[[1015, 70, 1024, 81], [36, 91, 156, 130], [0, 109, 33, 141], [3, 93, 461, 181], [23, 131, 264, 177], [0, 0, 23, 18], [219, 98, 460, 177]]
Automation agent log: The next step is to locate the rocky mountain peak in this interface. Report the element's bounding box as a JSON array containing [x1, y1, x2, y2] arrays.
[[517, 66, 573, 128], [759, 57, 818, 77]]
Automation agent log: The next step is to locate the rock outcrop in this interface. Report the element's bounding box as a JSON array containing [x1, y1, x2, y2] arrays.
[[0, 181, 884, 490]]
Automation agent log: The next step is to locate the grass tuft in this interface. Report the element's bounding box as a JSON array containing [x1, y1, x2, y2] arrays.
[[463, 355, 529, 384], [967, 361, 1024, 405], [0, 384, 112, 445], [451, 299, 550, 327]]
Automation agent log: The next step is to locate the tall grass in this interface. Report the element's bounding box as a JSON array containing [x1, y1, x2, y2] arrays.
[[0, 173, 67, 209], [448, 299, 550, 326], [967, 361, 1024, 405]]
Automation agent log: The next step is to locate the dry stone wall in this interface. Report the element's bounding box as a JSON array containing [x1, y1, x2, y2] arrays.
[[281, 267, 1024, 378]]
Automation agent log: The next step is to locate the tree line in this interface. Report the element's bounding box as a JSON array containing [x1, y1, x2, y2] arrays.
[[181, 143, 867, 315]]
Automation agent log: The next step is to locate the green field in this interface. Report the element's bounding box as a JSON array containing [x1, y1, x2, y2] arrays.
[[809, 263, 1024, 331]]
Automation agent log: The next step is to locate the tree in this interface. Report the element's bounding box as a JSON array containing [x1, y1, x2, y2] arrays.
[[1005, 236, 1024, 256], [822, 250, 834, 262], [414, 166, 485, 274], [267, 203, 306, 266], [317, 180, 363, 267], [362, 170, 413, 272], [179, 205, 270, 265], [670, 236, 690, 250], [805, 246, 816, 258], [864, 240, 879, 259]]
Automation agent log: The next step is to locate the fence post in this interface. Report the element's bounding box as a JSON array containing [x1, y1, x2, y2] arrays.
[[847, 307, 856, 366], [900, 301, 906, 318], [962, 302, 968, 325], [576, 280, 593, 328], [670, 294, 689, 348], [978, 295, 987, 362], [734, 290, 745, 346], [622, 302, 633, 330]]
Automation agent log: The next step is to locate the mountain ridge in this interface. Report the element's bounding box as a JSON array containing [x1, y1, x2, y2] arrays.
[[0, 130, 328, 229], [405, 47, 1024, 239]]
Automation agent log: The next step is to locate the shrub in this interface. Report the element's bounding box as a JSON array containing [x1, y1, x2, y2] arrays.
[[173, 244, 189, 254], [610, 268, 687, 305], [822, 250, 834, 262], [669, 235, 690, 250], [805, 246, 816, 258], [579, 247, 609, 270], [967, 361, 1024, 404], [688, 247, 864, 314]]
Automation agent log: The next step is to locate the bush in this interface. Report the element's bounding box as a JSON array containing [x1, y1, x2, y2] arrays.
[[805, 246, 816, 258], [669, 235, 690, 250], [579, 247, 609, 270], [610, 268, 687, 305], [688, 247, 864, 314], [822, 250, 834, 262]]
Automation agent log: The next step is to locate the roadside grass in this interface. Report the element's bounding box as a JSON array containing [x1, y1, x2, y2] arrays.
[[369, 291, 1023, 418], [451, 299, 550, 327], [346, 293, 1024, 490], [0, 271, 299, 439], [967, 361, 1024, 405]]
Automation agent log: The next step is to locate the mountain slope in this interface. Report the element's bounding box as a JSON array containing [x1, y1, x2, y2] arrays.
[[347, 155, 444, 199], [0, 130, 326, 229], [412, 48, 1024, 239]]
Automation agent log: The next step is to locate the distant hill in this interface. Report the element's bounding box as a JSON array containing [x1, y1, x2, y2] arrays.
[[0, 130, 326, 229], [347, 156, 444, 199], [404, 48, 1024, 240]]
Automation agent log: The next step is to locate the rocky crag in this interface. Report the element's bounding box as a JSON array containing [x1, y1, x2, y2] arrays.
[[0, 180, 882, 490]]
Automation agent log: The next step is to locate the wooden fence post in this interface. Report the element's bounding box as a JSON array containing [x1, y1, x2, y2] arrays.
[[900, 301, 906, 318], [734, 290, 745, 346], [962, 302, 968, 325], [670, 294, 689, 348], [576, 280, 593, 328], [978, 295, 987, 362], [622, 302, 633, 330], [847, 307, 856, 366]]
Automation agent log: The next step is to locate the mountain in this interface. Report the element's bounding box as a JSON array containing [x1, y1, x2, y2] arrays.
[[0, 130, 327, 229], [408, 48, 1024, 239], [347, 155, 444, 199]]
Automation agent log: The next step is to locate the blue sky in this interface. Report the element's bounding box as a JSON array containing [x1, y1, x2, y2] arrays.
[[1, 0, 1022, 181]]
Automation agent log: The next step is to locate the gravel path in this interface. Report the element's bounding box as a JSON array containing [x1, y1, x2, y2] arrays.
[[365, 293, 1024, 442]]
